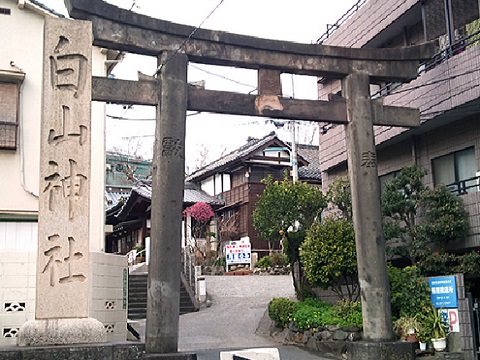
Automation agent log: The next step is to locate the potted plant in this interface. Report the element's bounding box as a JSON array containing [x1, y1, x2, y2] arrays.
[[395, 316, 421, 342], [134, 245, 146, 263], [421, 305, 448, 351], [416, 325, 430, 351]]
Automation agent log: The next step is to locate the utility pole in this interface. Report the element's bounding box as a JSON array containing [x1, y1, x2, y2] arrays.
[[291, 121, 298, 183]]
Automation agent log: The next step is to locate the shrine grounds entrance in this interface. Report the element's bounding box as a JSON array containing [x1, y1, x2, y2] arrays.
[[14, 0, 434, 359]]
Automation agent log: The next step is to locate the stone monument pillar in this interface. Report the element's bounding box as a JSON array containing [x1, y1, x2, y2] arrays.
[[17, 17, 106, 346]]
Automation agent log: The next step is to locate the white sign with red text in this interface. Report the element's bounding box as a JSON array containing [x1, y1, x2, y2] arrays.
[[225, 243, 251, 266], [440, 309, 459, 333]]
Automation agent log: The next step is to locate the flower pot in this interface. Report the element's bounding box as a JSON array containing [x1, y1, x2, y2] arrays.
[[419, 342, 427, 351], [432, 337, 447, 352], [406, 333, 418, 342], [406, 328, 416, 335]]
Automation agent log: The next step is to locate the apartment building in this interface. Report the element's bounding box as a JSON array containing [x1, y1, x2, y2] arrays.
[[318, 0, 480, 251]]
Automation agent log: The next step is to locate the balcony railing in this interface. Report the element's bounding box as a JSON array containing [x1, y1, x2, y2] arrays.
[[446, 175, 480, 196], [372, 26, 480, 99], [423, 27, 480, 73]]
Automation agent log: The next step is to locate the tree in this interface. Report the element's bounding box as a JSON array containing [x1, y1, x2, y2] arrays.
[[183, 202, 215, 259], [252, 173, 327, 299], [421, 185, 468, 250], [216, 211, 239, 256], [300, 217, 358, 301], [326, 177, 352, 221], [382, 165, 469, 266], [382, 165, 427, 264]]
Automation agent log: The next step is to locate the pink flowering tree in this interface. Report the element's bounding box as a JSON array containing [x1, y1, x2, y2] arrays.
[[183, 202, 215, 260]]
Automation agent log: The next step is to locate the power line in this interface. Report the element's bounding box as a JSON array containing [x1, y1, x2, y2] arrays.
[[189, 64, 257, 90], [129, 0, 137, 11], [107, 111, 202, 121], [153, 0, 225, 76]]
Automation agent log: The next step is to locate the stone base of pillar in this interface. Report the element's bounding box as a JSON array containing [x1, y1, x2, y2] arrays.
[[347, 340, 415, 360], [17, 318, 107, 347]]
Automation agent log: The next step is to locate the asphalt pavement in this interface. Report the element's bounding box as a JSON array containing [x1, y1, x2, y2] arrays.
[[177, 274, 333, 360]]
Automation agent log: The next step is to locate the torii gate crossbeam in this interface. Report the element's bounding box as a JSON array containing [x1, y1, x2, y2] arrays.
[[64, 0, 434, 358]]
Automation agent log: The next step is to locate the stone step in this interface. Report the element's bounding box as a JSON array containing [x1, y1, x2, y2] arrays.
[[127, 273, 198, 320]]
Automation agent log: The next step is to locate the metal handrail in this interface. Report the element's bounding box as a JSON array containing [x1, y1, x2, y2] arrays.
[[446, 175, 480, 196], [181, 247, 196, 292], [371, 27, 480, 99]]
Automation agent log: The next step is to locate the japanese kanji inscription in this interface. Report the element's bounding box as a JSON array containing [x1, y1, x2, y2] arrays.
[[36, 18, 92, 319]]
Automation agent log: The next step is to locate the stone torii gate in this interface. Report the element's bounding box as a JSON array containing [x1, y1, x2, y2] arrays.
[[66, 1, 432, 358]]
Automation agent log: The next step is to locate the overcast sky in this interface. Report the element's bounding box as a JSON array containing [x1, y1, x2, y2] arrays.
[[41, 0, 357, 172]]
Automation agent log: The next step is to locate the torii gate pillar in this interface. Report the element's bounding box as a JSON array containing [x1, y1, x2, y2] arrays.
[[146, 51, 188, 355], [344, 72, 414, 358]]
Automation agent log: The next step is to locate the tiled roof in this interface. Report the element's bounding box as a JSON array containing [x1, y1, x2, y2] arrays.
[[186, 131, 322, 183], [297, 145, 322, 181], [184, 182, 225, 205], [30, 0, 66, 17], [129, 180, 224, 206], [186, 132, 283, 182], [105, 187, 131, 211], [112, 180, 224, 221]]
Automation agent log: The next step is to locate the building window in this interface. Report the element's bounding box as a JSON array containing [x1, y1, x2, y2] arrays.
[[432, 147, 477, 195], [379, 170, 400, 193], [0, 82, 20, 150]]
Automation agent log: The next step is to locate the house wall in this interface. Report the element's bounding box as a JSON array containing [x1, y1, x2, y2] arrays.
[[0, 1, 124, 347], [0, 251, 127, 346], [248, 182, 270, 254], [0, 0, 44, 215], [200, 174, 232, 196], [322, 0, 421, 48], [0, 0, 109, 252], [200, 177, 215, 196], [0, 222, 38, 252]]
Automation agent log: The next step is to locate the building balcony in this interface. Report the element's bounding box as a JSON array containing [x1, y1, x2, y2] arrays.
[[319, 37, 480, 171]]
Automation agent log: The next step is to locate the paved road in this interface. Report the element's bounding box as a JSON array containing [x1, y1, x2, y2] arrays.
[[178, 275, 332, 360]]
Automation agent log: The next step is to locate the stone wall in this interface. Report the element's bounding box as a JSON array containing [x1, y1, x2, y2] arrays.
[[0, 251, 127, 347], [90, 252, 128, 343], [0, 252, 36, 347], [270, 323, 362, 358]]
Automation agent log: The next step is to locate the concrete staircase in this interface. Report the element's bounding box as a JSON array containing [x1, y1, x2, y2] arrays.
[[128, 272, 198, 320]]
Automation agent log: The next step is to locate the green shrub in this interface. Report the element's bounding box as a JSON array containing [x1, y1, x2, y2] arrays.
[[292, 298, 363, 330], [256, 256, 274, 269], [268, 297, 363, 331], [271, 252, 288, 266], [331, 299, 363, 329], [388, 265, 431, 319], [268, 297, 296, 328], [213, 256, 226, 267], [290, 298, 332, 330], [301, 217, 358, 301]]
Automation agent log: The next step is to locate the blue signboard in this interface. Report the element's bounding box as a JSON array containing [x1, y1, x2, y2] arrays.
[[429, 276, 458, 308]]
